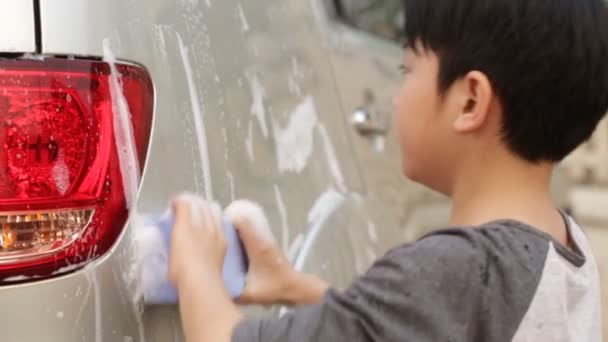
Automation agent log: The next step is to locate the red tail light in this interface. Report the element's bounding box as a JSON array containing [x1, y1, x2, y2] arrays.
[[0, 58, 153, 281]]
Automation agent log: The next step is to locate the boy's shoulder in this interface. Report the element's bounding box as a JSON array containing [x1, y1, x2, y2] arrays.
[[384, 219, 556, 274], [349, 218, 598, 341], [401, 218, 589, 269], [325, 220, 568, 341], [233, 218, 600, 342], [363, 220, 556, 312]]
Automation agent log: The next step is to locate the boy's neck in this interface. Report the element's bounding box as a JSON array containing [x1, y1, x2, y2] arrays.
[[449, 152, 567, 244]]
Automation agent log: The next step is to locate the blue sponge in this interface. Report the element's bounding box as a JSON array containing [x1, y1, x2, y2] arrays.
[[138, 212, 248, 304]]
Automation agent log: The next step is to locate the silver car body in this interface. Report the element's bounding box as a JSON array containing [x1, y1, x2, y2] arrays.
[[0, 0, 446, 340]]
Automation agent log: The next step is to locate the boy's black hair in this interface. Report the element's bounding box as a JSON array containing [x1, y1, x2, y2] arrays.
[[403, 0, 608, 162]]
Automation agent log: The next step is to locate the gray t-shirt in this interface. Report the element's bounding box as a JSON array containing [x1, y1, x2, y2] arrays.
[[233, 216, 602, 342]]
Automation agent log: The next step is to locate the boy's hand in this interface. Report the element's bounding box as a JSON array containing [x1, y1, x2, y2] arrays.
[[169, 194, 226, 288], [224, 200, 299, 305]]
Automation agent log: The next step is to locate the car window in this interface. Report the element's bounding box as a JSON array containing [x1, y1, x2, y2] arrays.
[[333, 0, 405, 43]]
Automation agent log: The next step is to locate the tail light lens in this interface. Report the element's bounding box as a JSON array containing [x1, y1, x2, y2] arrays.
[[0, 58, 153, 281]]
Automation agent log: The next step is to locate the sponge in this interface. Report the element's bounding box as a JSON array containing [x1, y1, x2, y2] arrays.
[[136, 210, 248, 304]]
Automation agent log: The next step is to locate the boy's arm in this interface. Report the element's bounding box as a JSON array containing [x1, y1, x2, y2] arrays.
[[169, 196, 242, 342], [175, 263, 327, 342], [231, 232, 491, 342], [233, 229, 551, 342], [170, 196, 488, 342], [282, 272, 330, 305], [169, 198, 329, 342], [175, 266, 328, 342], [176, 269, 243, 342], [171, 198, 549, 342]]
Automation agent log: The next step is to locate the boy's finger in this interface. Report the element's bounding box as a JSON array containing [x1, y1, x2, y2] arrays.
[[231, 216, 257, 255], [200, 201, 223, 235], [225, 200, 276, 253], [235, 288, 255, 305], [172, 194, 199, 228], [208, 201, 223, 229]]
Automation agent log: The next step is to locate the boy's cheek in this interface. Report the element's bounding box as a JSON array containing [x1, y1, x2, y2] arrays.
[[393, 93, 414, 139], [400, 152, 416, 180], [397, 116, 443, 185], [394, 103, 421, 175], [397, 127, 422, 180]]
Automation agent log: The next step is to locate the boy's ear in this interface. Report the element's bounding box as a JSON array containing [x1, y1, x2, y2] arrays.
[[452, 71, 493, 133]]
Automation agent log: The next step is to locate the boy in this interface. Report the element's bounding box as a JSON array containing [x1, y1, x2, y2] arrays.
[[168, 0, 608, 340]]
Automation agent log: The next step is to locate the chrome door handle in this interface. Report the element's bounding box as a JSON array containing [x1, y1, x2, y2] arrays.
[[351, 107, 388, 136]]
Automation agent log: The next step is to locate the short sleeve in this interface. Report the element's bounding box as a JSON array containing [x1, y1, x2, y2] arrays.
[[232, 230, 498, 342]]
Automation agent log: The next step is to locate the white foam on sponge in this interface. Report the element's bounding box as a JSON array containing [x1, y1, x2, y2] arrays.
[[224, 200, 275, 244], [135, 220, 169, 300], [135, 194, 222, 305]]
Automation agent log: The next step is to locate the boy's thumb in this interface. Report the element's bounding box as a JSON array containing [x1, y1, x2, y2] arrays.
[[224, 200, 276, 253]]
